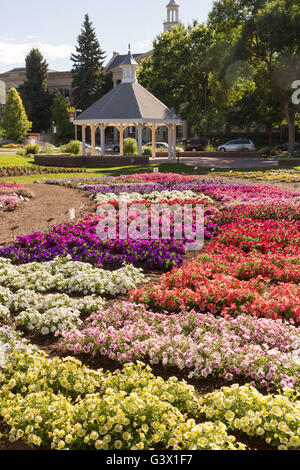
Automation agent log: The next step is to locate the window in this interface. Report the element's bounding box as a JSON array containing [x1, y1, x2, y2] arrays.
[[58, 88, 70, 98]]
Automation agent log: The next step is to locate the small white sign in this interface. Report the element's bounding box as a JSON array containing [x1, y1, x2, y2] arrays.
[[0, 341, 5, 368], [69, 208, 76, 220]]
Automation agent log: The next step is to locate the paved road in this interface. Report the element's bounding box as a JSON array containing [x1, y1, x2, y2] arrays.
[[149, 156, 279, 169]]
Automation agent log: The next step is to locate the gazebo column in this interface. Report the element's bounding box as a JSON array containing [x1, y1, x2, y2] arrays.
[[137, 125, 143, 156], [172, 124, 177, 160], [82, 125, 87, 156], [100, 125, 106, 157], [90, 124, 96, 155], [168, 125, 172, 161], [151, 123, 157, 159], [119, 124, 124, 156]]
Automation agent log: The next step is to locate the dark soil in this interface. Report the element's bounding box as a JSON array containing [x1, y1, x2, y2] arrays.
[[0, 183, 94, 245]]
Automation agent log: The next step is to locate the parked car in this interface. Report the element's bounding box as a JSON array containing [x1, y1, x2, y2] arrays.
[[184, 139, 203, 152], [217, 139, 255, 152], [274, 142, 300, 151], [143, 142, 169, 150], [85, 143, 102, 154]]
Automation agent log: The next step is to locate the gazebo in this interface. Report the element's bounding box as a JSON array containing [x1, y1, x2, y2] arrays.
[[74, 46, 184, 160]]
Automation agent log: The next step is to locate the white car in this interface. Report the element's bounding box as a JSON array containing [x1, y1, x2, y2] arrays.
[[85, 143, 102, 154], [218, 139, 255, 152], [143, 142, 169, 150]]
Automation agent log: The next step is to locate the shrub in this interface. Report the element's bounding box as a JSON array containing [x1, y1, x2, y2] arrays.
[[203, 140, 217, 152], [259, 146, 276, 157], [124, 138, 138, 156], [25, 144, 40, 155], [61, 140, 82, 156]]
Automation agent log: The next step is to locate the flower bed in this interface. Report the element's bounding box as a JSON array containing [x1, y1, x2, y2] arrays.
[[0, 218, 186, 271], [0, 182, 33, 210], [0, 256, 147, 296], [0, 334, 245, 450], [130, 219, 300, 320], [213, 169, 300, 183], [0, 174, 299, 451], [202, 384, 300, 450], [60, 302, 300, 392], [0, 166, 87, 177], [0, 286, 105, 334]]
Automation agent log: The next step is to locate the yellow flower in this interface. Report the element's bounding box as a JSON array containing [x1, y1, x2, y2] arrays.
[[225, 411, 235, 421], [57, 440, 65, 450]]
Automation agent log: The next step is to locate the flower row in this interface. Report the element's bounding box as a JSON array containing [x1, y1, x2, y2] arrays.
[[60, 302, 300, 392], [0, 333, 244, 450], [0, 256, 147, 296], [0, 286, 105, 334]]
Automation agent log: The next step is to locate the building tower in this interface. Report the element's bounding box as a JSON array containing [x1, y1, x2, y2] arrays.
[[164, 0, 181, 32]]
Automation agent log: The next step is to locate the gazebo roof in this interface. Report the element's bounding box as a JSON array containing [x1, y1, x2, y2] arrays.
[[75, 46, 183, 125], [75, 81, 183, 124]]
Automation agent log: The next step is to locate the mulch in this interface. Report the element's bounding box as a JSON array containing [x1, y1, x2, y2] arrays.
[[0, 183, 94, 245]]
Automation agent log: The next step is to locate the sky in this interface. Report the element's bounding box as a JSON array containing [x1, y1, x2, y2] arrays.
[[0, 0, 215, 73]]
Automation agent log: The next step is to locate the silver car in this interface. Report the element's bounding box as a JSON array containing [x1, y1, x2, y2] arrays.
[[218, 139, 255, 152]]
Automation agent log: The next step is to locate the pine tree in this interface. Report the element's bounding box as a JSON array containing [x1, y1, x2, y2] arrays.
[[71, 14, 112, 110], [51, 92, 74, 140], [1, 88, 31, 143], [19, 48, 53, 132]]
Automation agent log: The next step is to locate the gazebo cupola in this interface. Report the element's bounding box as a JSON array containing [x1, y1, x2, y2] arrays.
[[120, 45, 138, 84]]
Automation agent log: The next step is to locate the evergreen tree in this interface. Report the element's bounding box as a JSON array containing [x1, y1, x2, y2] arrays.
[[0, 88, 31, 143], [71, 14, 112, 110], [51, 92, 74, 140], [19, 48, 53, 132]]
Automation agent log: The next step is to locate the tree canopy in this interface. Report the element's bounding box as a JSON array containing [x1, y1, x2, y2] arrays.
[[0, 88, 31, 143], [19, 48, 53, 133], [71, 14, 113, 110]]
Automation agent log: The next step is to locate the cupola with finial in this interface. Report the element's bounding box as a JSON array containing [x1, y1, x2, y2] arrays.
[[120, 44, 139, 83]]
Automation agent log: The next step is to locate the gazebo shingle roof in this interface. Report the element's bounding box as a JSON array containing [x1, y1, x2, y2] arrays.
[[75, 82, 182, 123]]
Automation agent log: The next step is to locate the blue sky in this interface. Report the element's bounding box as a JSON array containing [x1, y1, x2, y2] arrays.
[[0, 0, 215, 72]]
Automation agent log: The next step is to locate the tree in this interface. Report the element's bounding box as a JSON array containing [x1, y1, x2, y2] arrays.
[[19, 48, 53, 133], [71, 14, 112, 110], [0, 88, 31, 142], [137, 23, 222, 138], [208, 0, 300, 152], [51, 92, 74, 140]]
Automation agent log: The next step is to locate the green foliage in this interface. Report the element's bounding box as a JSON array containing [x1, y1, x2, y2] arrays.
[[203, 140, 217, 152], [0, 88, 32, 143], [61, 140, 82, 155], [25, 144, 40, 155], [138, 23, 224, 137], [208, 0, 300, 152], [71, 14, 113, 110], [124, 138, 138, 156], [259, 146, 276, 157], [19, 49, 53, 133], [51, 92, 74, 139]]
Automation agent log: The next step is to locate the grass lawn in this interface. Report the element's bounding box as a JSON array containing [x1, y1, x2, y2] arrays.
[[0, 154, 35, 166], [0, 153, 299, 184]]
